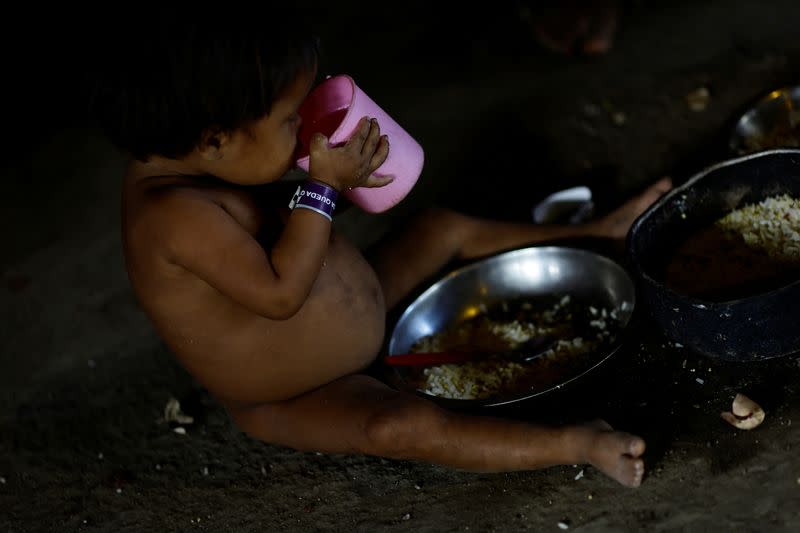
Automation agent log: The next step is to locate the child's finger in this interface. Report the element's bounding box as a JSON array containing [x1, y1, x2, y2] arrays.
[[367, 135, 390, 172], [345, 117, 372, 154], [363, 173, 394, 189], [309, 132, 329, 154], [361, 118, 381, 156]]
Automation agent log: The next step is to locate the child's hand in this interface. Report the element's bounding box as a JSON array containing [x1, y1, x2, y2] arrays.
[[308, 117, 393, 192]]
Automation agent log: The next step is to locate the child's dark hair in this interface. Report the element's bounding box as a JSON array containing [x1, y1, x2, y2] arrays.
[[88, 10, 319, 161]]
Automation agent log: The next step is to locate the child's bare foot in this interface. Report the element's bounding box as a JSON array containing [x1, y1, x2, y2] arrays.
[[589, 177, 673, 240], [519, 0, 620, 57], [582, 420, 646, 487]]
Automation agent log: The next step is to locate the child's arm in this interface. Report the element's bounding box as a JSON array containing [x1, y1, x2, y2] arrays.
[[225, 374, 645, 486], [165, 117, 391, 319], [161, 195, 334, 319]]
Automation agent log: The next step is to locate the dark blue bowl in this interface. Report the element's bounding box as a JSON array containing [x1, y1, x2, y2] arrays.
[[626, 149, 800, 361]]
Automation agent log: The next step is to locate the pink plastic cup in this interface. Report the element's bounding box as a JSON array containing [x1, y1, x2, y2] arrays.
[[295, 75, 424, 214]]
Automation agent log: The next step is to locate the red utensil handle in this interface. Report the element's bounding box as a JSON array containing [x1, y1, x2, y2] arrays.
[[383, 352, 477, 367]]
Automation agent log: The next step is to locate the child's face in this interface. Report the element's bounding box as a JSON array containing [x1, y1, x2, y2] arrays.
[[214, 67, 316, 185]]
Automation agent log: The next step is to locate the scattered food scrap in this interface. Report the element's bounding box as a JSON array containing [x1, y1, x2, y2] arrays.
[[163, 397, 194, 425], [721, 393, 765, 430], [687, 87, 711, 112]]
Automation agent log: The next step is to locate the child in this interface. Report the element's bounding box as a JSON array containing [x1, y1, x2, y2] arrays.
[[89, 12, 670, 488]]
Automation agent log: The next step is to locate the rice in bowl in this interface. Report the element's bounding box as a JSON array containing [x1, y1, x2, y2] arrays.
[[407, 296, 628, 401], [716, 194, 800, 260], [664, 194, 800, 301]]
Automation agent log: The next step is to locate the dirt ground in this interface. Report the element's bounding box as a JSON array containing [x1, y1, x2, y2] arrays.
[[2, 2, 800, 531]]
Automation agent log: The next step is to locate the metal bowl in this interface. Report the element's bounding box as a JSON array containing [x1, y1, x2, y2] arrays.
[[627, 149, 800, 362], [730, 85, 800, 155], [386, 246, 636, 408]]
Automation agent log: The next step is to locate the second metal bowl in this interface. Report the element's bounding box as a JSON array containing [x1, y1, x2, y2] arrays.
[[730, 85, 800, 155]]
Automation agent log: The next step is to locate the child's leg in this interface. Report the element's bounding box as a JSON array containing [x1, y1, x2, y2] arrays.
[[227, 372, 645, 486], [367, 208, 588, 311], [369, 178, 671, 310]]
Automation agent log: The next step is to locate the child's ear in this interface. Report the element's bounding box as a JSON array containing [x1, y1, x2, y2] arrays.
[[198, 128, 232, 160]]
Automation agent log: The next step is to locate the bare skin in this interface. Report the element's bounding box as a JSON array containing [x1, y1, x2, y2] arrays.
[[122, 66, 670, 488], [519, 0, 620, 56]]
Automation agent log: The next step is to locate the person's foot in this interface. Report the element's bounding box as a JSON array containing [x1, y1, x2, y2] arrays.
[[590, 177, 673, 240], [583, 420, 646, 487], [520, 0, 620, 57]]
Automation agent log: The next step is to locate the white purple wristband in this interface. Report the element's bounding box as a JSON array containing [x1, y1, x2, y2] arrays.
[[288, 180, 339, 221]]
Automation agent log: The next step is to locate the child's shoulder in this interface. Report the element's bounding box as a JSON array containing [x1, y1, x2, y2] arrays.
[[124, 177, 236, 249], [126, 177, 220, 225], [124, 174, 276, 259]]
